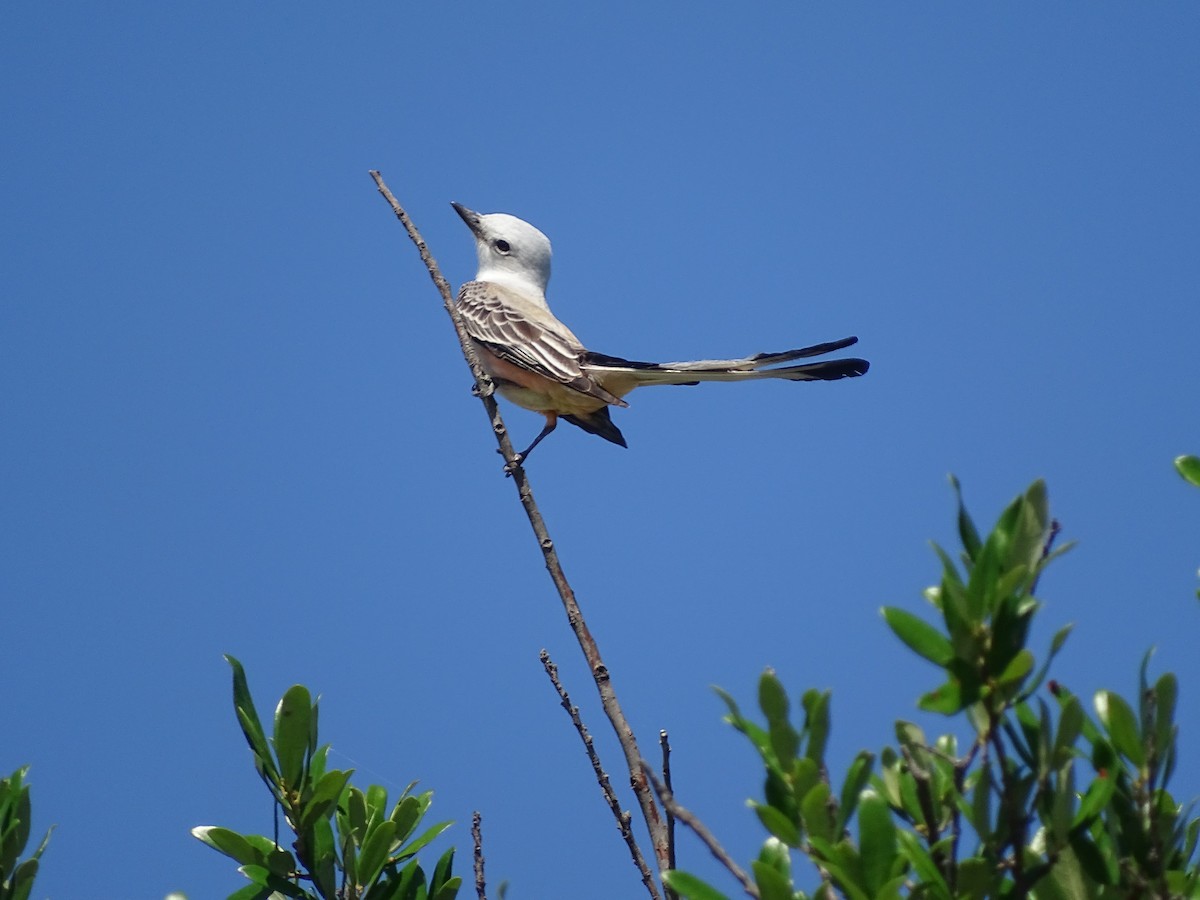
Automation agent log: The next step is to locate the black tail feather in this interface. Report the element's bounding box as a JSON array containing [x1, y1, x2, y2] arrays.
[[748, 336, 859, 365], [561, 408, 628, 448], [783, 357, 870, 380]]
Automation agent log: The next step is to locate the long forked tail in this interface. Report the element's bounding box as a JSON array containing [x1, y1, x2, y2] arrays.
[[582, 336, 870, 388]]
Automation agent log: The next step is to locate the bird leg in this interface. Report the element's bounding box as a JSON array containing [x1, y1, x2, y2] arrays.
[[502, 412, 558, 474]]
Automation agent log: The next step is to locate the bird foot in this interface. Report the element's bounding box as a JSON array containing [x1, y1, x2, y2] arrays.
[[496, 448, 526, 477]]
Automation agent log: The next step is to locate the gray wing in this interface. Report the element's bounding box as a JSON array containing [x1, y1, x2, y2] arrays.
[[457, 281, 626, 407]]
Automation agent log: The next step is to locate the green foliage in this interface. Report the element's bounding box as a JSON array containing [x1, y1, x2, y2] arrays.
[[1175, 456, 1200, 490], [668, 480, 1200, 899], [0, 767, 51, 900], [193, 656, 460, 900]]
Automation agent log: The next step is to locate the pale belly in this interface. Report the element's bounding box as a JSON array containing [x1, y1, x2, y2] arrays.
[[473, 343, 610, 417]]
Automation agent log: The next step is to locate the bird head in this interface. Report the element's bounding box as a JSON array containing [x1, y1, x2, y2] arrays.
[[452, 202, 553, 297]]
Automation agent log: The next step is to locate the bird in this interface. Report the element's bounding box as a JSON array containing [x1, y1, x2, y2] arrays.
[[451, 202, 869, 468]]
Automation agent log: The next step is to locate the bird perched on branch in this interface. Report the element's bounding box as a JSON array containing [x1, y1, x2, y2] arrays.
[[451, 202, 869, 468]]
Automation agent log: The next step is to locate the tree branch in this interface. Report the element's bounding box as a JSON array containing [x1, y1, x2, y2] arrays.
[[369, 171, 669, 874], [472, 811, 487, 900], [660, 730, 676, 875], [639, 760, 758, 899], [541, 651, 662, 900]]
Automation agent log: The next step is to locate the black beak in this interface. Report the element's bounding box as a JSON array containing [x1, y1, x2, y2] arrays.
[[451, 202, 482, 236]]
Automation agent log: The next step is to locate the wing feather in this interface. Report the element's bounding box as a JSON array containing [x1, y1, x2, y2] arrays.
[[457, 282, 625, 406]]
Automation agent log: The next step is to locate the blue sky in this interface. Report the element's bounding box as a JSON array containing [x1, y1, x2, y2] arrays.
[[3, 4, 1199, 898]]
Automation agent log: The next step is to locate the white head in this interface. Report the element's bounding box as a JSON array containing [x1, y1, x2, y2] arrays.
[[452, 203, 552, 298]]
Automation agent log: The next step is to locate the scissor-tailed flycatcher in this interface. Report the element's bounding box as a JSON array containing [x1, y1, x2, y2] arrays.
[[451, 202, 869, 467]]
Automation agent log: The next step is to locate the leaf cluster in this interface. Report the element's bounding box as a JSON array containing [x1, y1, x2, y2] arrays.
[[666, 480, 1199, 899], [0, 767, 51, 900], [193, 656, 459, 900]]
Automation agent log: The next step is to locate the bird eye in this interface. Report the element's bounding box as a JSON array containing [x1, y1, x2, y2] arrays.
[[494, 239, 511, 253]]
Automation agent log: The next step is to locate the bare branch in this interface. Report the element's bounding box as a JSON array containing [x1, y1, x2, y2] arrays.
[[472, 811, 487, 900], [639, 760, 758, 899], [369, 172, 669, 873], [541, 651, 662, 900], [660, 730, 676, 873]]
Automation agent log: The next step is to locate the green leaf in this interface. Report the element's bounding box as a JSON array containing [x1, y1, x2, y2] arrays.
[[881, 607, 954, 667], [715, 684, 773, 761], [0, 769, 32, 875], [1094, 690, 1144, 767], [390, 795, 424, 845], [993, 563, 1031, 607], [661, 869, 731, 900], [756, 834, 791, 872], [857, 791, 897, 896], [1010, 480, 1050, 572], [801, 782, 833, 843], [1072, 771, 1116, 828], [751, 801, 801, 847], [934, 563, 979, 662], [1153, 673, 1178, 773], [1175, 454, 1200, 488], [1021, 623, 1073, 701], [428, 845, 455, 894], [343, 786, 368, 841], [751, 859, 794, 900], [894, 830, 951, 899], [874, 747, 902, 810], [299, 768, 354, 831], [383, 858, 423, 899], [310, 816, 338, 900], [955, 857, 994, 900], [266, 846, 296, 878], [835, 751, 875, 836], [801, 689, 831, 764], [961, 766, 991, 840], [356, 819, 398, 889], [191, 826, 267, 868], [894, 721, 927, 754], [758, 670, 800, 767], [950, 474, 982, 563], [791, 757, 821, 808], [225, 656, 279, 782], [918, 679, 963, 715], [998, 649, 1035, 690], [9, 858, 38, 900], [308, 744, 329, 785], [395, 819, 454, 862], [366, 784, 389, 824], [763, 767, 795, 822], [811, 855, 871, 900], [712, 686, 743, 721], [236, 865, 308, 898], [963, 530, 999, 621], [225, 884, 274, 900], [273, 685, 313, 791], [1068, 831, 1116, 885], [758, 669, 788, 721]]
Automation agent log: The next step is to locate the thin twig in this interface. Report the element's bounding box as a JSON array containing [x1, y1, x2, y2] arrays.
[[541, 651, 662, 900], [899, 744, 946, 875], [472, 811, 487, 900], [639, 760, 758, 899], [660, 730, 676, 873], [989, 714, 1029, 896], [947, 736, 986, 895], [369, 172, 668, 873]]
